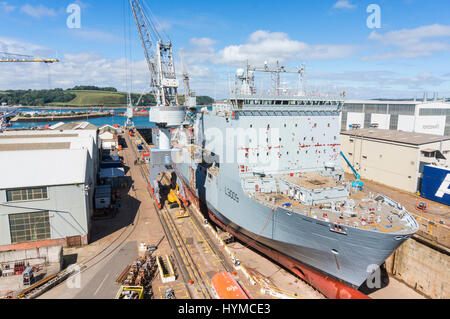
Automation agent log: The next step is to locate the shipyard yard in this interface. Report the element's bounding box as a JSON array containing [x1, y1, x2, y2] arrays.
[[34, 131, 326, 300], [0, 0, 449, 309], [0, 128, 437, 301], [0, 116, 448, 301]]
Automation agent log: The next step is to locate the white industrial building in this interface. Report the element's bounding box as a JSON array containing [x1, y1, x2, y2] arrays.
[[0, 126, 100, 251], [341, 129, 450, 194], [342, 99, 450, 136]]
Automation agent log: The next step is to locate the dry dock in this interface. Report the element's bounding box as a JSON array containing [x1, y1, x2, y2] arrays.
[[33, 127, 448, 300]]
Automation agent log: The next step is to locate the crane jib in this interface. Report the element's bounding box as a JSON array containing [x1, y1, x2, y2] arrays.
[[129, 0, 180, 107]]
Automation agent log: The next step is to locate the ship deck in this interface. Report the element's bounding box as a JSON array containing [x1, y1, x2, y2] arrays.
[[283, 172, 340, 190], [249, 175, 413, 234]]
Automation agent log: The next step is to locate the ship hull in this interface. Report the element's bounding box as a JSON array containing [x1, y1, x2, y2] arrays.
[[180, 179, 370, 299], [172, 157, 413, 299]]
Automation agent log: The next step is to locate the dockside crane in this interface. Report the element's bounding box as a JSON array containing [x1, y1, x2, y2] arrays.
[[129, 0, 187, 206], [180, 53, 196, 108], [340, 151, 364, 191]]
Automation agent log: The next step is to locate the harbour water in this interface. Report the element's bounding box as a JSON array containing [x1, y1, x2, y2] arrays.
[[8, 108, 156, 129]]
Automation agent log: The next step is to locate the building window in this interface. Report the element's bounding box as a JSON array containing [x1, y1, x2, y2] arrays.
[[9, 211, 51, 244], [6, 187, 48, 202]]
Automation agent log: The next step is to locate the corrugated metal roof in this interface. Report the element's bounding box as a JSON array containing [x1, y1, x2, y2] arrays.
[[341, 129, 450, 146], [0, 149, 88, 189], [0, 142, 70, 151], [0, 136, 95, 158], [55, 121, 98, 131], [0, 134, 78, 139], [346, 100, 418, 105]]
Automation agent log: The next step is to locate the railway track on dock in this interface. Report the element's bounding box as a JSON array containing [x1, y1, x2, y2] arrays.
[[32, 134, 143, 299], [131, 130, 237, 299]]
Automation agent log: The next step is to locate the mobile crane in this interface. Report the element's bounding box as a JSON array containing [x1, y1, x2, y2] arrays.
[[341, 151, 364, 191]]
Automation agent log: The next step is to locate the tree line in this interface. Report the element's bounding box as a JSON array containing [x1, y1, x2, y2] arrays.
[[0, 85, 215, 107], [0, 89, 76, 106], [68, 86, 118, 92]]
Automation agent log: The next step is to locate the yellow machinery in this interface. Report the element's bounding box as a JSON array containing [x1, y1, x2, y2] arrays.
[[115, 286, 144, 299], [167, 185, 189, 218]]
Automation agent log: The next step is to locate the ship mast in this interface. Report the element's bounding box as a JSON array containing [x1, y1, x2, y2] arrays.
[[246, 61, 304, 96]]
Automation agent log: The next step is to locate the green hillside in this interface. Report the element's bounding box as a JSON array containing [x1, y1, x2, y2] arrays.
[[46, 90, 126, 107], [1, 86, 214, 107]]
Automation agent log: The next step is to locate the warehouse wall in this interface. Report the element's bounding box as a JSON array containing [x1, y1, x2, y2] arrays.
[[341, 135, 420, 193], [0, 184, 90, 249]]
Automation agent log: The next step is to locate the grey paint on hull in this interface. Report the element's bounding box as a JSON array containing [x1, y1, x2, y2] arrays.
[[177, 160, 410, 288]]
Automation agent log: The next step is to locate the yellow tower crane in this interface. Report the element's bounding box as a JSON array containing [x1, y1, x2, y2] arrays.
[[0, 52, 59, 63], [0, 52, 60, 132]]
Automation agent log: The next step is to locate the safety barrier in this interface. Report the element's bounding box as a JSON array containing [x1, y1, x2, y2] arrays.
[[157, 255, 176, 284]]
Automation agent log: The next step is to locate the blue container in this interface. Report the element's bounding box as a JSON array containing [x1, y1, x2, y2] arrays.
[[101, 161, 122, 169], [421, 165, 450, 206]]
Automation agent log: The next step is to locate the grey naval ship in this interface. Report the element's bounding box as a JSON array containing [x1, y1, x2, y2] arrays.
[[147, 63, 419, 299], [128, 0, 419, 299]]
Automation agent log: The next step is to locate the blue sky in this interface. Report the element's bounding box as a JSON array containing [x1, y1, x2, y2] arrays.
[[0, 0, 449, 99]]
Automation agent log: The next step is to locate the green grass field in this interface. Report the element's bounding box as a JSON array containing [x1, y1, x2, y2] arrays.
[[47, 90, 127, 107]]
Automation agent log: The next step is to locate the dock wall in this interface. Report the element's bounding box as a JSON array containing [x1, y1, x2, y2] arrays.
[[386, 237, 449, 299], [0, 245, 63, 268]]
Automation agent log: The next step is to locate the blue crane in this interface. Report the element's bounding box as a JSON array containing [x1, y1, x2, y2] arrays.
[[340, 151, 364, 191]]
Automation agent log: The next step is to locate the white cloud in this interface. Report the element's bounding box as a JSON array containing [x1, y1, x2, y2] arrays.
[[184, 30, 356, 66], [1, 36, 447, 100], [0, 52, 151, 92], [365, 24, 450, 60], [0, 1, 15, 13], [333, 0, 357, 10], [403, 72, 447, 88], [0, 36, 49, 56], [20, 4, 57, 18], [190, 38, 217, 47], [0, 38, 149, 92]]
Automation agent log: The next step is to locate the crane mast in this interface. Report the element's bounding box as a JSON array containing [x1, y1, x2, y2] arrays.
[[129, 0, 179, 107], [128, 0, 187, 206], [180, 53, 196, 108]]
